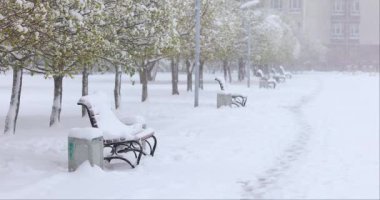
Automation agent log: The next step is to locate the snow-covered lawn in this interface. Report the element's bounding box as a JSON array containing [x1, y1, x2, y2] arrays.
[[0, 72, 378, 199]]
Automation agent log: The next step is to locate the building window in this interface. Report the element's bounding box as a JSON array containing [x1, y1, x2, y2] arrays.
[[271, 0, 283, 10], [350, 0, 360, 15], [331, 23, 344, 39], [332, 0, 345, 15], [289, 0, 303, 12], [349, 24, 359, 39]]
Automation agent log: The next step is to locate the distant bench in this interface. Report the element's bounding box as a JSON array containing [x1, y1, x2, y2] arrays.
[[256, 69, 276, 89], [215, 78, 247, 108]]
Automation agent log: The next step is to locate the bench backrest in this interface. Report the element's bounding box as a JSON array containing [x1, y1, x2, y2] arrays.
[[256, 69, 264, 78], [78, 101, 98, 128], [78, 94, 120, 128], [215, 78, 225, 91], [279, 66, 285, 74]]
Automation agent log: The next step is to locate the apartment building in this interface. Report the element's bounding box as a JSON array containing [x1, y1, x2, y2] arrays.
[[257, 0, 380, 70]]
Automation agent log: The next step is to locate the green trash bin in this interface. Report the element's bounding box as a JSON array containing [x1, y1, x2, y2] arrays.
[[217, 93, 232, 108], [68, 128, 104, 172]]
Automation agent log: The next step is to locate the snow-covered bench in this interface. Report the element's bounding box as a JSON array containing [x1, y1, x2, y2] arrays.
[[279, 66, 292, 79], [215, 78, 247, 107], [270, 68, 286, 83], [77, 93, 157, 168], [256, 69, 276, 89]]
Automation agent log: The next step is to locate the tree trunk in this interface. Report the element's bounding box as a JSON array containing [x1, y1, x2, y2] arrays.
[[227, 64, 232, 83], [147, 61, 158, 82], [171, 56, 179, 95], [139, 69, 143, 84], [4, 67, 23, 134], [139, 67, 148, 102], [186, 59, 193, 92], [81, 66, 89, 117], [238, 58, 245, 81], [223, 60, 228, 82], [49, 75, 63, 127], [199, 60, 204, 90], [114, 65, 122, 109]]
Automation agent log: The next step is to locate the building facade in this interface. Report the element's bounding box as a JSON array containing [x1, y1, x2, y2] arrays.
[[257, 0, 379, 70]]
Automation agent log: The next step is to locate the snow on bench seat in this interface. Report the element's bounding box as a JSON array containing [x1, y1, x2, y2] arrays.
[[78, 92, 154, 141], [134, 128, 155, 140]]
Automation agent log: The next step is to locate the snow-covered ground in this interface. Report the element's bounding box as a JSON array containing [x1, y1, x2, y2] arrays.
[[0, 71, 378, 199]]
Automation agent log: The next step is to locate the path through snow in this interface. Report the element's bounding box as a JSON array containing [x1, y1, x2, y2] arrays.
[[239, 77, 323, 198], [244, 74, 379, 199]]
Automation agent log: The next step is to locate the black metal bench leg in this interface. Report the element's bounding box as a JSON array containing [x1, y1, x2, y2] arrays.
[[105, 157, 135, 168], [131, 141, 143, 165], [150, 135, 157, 156], [243, 97, 247, 106], [140, 136, 158, 156], [145, 140, 153, 155], [232, 96, 247, 107]]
